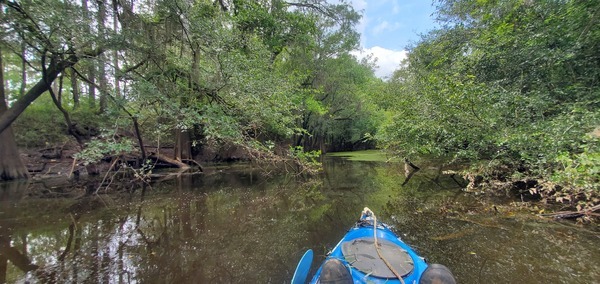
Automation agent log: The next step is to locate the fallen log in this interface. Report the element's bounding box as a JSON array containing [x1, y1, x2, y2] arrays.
[[182, 158, 203, 172], [149, 152, 190, 169]]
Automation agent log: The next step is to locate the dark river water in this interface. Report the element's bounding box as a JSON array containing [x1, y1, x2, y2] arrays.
[[0, 153, 598, 283]]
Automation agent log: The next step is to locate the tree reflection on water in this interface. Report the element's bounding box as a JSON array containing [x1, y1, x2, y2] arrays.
[[0, 170, 331, 283]]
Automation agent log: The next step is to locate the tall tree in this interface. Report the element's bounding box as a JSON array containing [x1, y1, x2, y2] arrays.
[[0, 0, 370, 180], [112, 0, 120, 98], [82, 0, 97, 108], [70, 68, 80, 109], [0, 0, 106, 180], [0, 35, 29, 180], [272, 0, 372, 152], [19, 41, 26, 97], [96, 0, 108, 112]]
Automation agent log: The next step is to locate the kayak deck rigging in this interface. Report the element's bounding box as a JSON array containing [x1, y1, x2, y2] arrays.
[[341, 237, 414, 278]]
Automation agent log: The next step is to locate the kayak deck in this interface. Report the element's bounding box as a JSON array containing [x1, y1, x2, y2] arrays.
[[311, 221, 428, 284], [293, 208, 456, 284], [342, 237, 414, 278]]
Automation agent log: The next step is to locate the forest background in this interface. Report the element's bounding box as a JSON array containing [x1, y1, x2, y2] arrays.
[[0, 0, 598, 211]]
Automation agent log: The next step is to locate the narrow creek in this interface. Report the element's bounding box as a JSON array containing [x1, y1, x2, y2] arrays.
[[0, 151, 598, 283]]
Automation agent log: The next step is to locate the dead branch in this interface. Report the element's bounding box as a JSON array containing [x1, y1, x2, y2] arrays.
[[149, 152, 190, 169], [540, 204, 600, 219]]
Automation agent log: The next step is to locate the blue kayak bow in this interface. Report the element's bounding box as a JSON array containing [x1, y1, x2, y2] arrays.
[[291, 249, 313, 284]]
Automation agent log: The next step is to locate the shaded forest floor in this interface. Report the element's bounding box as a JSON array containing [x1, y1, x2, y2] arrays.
[[21, 143, 87, 179], [18, 140, 249, 180]]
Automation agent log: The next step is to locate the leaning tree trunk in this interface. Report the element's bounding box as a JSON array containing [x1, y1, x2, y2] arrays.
[[0, 47, 29, 180], [0, 46, 100, 180]]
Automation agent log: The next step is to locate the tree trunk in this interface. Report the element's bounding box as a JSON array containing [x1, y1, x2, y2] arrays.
[[83, 0, 96, 108], [55, 74, 62, 104], [70, 68, 80, 109], [49, 77, 84, 147], [113, 0, 120, 98], [88, 65, 97, 108], [174, 130, 192, 161], [0, 127, 28, 180], [97, 0, 108, 112], [132, 117, 146, 161], [0, 43, 29, 180], [172, 45, 198, 162], [20, 42, 26, 98]]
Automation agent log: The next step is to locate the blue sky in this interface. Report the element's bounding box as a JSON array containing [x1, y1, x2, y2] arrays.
[[348, 0, 439, 79]]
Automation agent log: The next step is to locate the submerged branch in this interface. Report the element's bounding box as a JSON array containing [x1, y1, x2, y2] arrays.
[[540, 204, 600, 219]]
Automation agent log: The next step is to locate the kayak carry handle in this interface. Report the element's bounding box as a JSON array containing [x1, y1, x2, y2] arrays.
[[360, 207, 374, 220]]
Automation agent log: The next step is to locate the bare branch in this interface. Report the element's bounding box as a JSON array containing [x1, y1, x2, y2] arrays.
[[284, 1, 337, 20]]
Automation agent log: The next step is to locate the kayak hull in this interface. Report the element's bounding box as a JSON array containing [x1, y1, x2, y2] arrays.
[[309, 221, 428, 284]]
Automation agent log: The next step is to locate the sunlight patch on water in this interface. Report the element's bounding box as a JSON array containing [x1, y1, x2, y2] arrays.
[[326, 149, 400, 162]]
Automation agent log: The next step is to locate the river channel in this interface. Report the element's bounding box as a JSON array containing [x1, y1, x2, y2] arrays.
[[1, 151, 598, 283]]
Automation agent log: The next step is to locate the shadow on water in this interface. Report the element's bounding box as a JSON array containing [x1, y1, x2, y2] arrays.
[[0, 155, 598, 283]]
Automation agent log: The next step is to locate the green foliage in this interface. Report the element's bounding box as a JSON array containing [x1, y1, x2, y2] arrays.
[[293, 52, 383, 152], [74, 129, 134, 166], [1, 0, 374, 179], [289, 145, 322, 173], [12, 96, 68, 148], [551, 136, 600, 209], [377, 0, 600, 207], [11, 90, 104, 148], [304, 95, 328, 116]]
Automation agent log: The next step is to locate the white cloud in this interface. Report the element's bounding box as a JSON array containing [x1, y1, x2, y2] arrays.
[[372, 21, 389, 35], [346, 0, 411, 79], [392, 1, 401, 14], [352, 46, 408, 79], [372, 21, 403, 35]]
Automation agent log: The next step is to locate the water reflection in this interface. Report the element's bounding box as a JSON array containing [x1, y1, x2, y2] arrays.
[[0, 158, 598, 283]]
